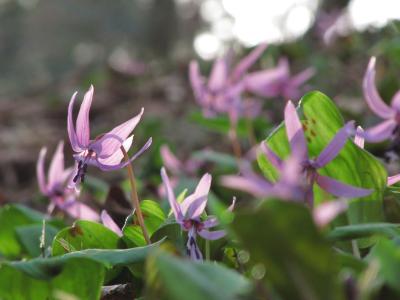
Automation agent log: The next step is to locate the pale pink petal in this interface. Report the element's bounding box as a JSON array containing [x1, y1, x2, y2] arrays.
[[363, 57, 394, 119], [36, 147, 48, 194], [101, 210, 123, 237], [388, 174, 400, 186], [67, 91, 83, 152], [315, 174, 372, 198], [160, 145, 183, 175], [189, 60, 205, 102], [90, 108, 144, 159], [260, 141, 283, 170], [289, 67, 315, 88], [391, 90, 400, 112], [354, 126, 365, 148], [96, 137, 151, 171], [313, 200, 347, 227], [202, 216, 219, 228], [208, 58, 228, 91], [160, 167, 183, 221], [97, 135, 133, 166], [220, 173, 272, 198], [63, 201, 100, 221], [363, 119, 397, 143], [181, 173, 211, 219], [48, 141, 65, 188], [314, 121, 355, 168], [198, 229, 226, 240], [75, 85, 93, 148], [231, 43, 268, 82], [284, 100, 308, 160]]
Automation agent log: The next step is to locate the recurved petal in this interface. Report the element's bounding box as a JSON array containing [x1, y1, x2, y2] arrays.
[[189, 60, 205, 101], [284, 100, 308, 160], [97, 135, 133, 167], [314, 121, 354, 168], [388, 174, 400, 186], [91, 108, 144, 159], [75, 85, 93, 148], [202, 216, 219, 228], [161, 167, 183, 221], [363, 119, 397, 143], [36, 147, 48, 194], [62, 201, 100, 221], [208, 58, 228, 91], [315, 174, 372, 198], [67, 91, 84, 152], [101, 210, 123, 237], [48, 141, 65, 188], [391, 90, 400, 112], [313, 200, 347, 227], [260, 141, 283, 170], [363, 57, 394, 119], [220, 174, 271, 198], [160, 145, 183, 175], [231, 43, 268, 82], [354, 126, 365, 148], [198, 229, 226, 240], [96, 137, 152, 171], [181, 173, 212, 219]]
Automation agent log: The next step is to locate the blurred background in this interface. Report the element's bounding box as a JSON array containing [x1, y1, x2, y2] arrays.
[[1, 0, 400, 204]]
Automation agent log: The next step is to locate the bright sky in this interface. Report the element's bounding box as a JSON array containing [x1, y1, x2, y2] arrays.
[[190, 0, 400, 60]]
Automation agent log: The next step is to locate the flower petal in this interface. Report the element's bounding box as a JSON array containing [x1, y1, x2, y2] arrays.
[[160, 167, 183, 221], [36, 147, 48, 194], [160, 145, 183, 175], [220, 174, 271, 198], [391, 90, 400, 112], [189, 60, 205, 103], [314, 121, 354, 168], [62, 201, 100, 221], [96, 137, 152, 171], [363, 119, 397, 143], [388, 174, 400, 186], [202, 216, 219, 229], [181, 173, 212, 219], [354, 126, 365, 148], [48, 141, 65, 188], [208, 58, 228, 92], [284, 100, 308, 160], [91, 108, 144, 159], [315, 174, 372, 198], [97, 135, 133, 167], [101, 210, 122, 237], [363, 57, 394, 119], [67, 91, 83, 152], [313, 200, 347, 227], [260, 141, 283, 170], [231, 43, 268, 82], [76, 85, 93, 148], [198, 229, 226, 240]]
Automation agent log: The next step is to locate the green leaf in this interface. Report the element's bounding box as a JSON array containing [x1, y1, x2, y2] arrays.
[[258, 91, 387, 225], [16, 223, 59, 258], [328, 223, 400, 241], [0, 258, 104, 300], [52, 220, 120, 256], [0, 204, 60, 259], [231, 199, 344, 300], [122, 200, 166, 247], [146, 251, 250, 300]]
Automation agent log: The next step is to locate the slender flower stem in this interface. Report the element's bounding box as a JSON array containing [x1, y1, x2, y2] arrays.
[[205, 239, 210, 261], [121, 147, 151, 245], [229, 119, 242, 160]]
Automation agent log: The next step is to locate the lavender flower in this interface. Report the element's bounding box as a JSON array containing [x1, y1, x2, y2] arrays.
[[37, 141, 99, 221], [67, 85, 152, 185], [362, 57, 400, 142], [189, 44, 267, 121], [161, 167, 234, 261], [263, 101, 372, 205], [244, 57, 315, 100]]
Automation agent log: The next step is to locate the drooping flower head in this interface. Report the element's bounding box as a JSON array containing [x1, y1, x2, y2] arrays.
[[36, 141, 99, 221], [161, 167, 234, 261], [362, 57, 400, 143], [189, 44, 267, 122], [244, 57, 315, 101], [67, 85, 152, 185]]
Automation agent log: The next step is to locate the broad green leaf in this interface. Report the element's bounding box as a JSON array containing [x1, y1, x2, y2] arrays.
[[52, 220, 120, 256], [192, 150, 237, 169], [231, 199, 344, 300], [7, 239, 163, 280], [258, 91, 387, 225], [328, 223, 400, 241], [16, 223, 59, 258], [0, 258, 104, 300], [145, 251, 250, 300], [122, 200, 166, 247], [0, 204, 62, 259]]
